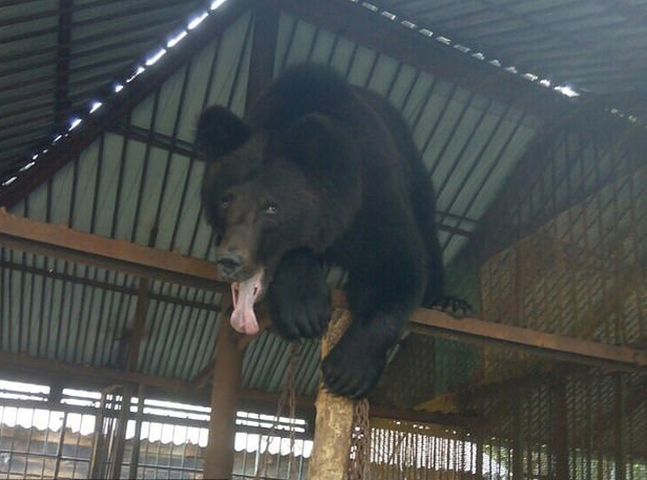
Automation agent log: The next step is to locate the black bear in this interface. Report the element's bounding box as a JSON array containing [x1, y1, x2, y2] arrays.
[[196, 64, 448, 399]]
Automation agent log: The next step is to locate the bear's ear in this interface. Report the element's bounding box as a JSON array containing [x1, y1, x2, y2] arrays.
[[195, 106, 251, 161], [284, 114, 359, 182]]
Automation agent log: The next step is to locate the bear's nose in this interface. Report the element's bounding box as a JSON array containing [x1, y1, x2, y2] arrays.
[[215, 252, 244, 277]]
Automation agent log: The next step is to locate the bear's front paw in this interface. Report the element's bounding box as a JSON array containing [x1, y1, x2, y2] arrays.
[[268, 249, 331, 340], [321, 337, 386, 399], [269, 284, 331, 340], [426, 295, 473, 317]]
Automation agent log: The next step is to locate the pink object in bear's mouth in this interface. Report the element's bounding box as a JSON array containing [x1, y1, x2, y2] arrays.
[[229, 270, 264, 335]]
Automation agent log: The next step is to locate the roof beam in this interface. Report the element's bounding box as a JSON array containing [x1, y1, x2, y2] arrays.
[[54, 0, 73, 130], [245, 4, 280, 112], [1, 209, 644, 372], [0, 0, 257, 209], [0, 208, 224, 291], [272, 0, 571, 120]]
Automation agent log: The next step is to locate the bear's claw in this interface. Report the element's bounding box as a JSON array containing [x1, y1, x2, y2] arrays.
[[321, 331, 386, 399]]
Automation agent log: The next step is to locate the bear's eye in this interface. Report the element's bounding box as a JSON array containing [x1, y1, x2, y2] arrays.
[[264, 203, 278, 215], [220, 195, 232, 209]]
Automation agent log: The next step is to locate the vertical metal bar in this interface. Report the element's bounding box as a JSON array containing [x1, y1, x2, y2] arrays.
[[512, 391, 523, 479], [89, 392, 107, 479], [5, 405, 18, 479], [180, 425, 190, 478], [107, 390, 130, 479], [38, 409, 53, 479], [70, 413, 86, 479], [141, 422, 151, 479], [553, 376, 568, 480], [53, 410, 68, 479], [614, 374, 626, 480], [297, 440, 304, 480], [153, 422, 164, 478], [21, 408, 36, 479]]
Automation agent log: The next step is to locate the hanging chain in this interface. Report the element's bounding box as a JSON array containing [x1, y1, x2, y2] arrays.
[[254, 342, 301, 480], [348, 398, 371, 480]]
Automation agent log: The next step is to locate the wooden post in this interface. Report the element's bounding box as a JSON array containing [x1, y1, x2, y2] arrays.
[[127, 278, 149, 371], [203, 317, 243, 480], [308, 309, 355, 480]]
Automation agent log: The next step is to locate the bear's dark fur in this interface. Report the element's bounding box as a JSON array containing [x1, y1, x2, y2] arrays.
[[197, 64, 447, 398]]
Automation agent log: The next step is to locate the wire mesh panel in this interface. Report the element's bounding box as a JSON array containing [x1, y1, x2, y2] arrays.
[[0, 379, 314, 480], [0, 399, 95, 479]]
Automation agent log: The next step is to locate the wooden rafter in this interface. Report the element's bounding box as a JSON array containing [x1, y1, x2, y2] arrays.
[[1, 209, 645, 372], [0, 208, 223, 291]]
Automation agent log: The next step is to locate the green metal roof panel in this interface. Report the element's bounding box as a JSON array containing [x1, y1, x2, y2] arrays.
[[380, 0, 647, 94], [0, 0, 201, 172]]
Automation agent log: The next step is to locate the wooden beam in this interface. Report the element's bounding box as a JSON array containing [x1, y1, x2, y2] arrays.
[[0, 208, 223, 291], [409, 309, 647, 372], [2, 209, 645, 371], [127, 278, 150, 371], [272, 0, 571, 121], [0, 0, 257, 209]]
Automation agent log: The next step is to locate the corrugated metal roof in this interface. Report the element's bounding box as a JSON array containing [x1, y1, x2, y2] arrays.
[[0, 7, 544, 396], [0, 0, 202, 174], [378, 0, 647, 95]]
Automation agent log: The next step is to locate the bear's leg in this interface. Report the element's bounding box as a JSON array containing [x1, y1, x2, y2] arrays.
[[267, 248, 332, 340], [321, 239, 425, 398]]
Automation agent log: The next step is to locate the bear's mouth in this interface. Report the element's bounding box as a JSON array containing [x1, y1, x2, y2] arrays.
[[229, 269, 265, 335]]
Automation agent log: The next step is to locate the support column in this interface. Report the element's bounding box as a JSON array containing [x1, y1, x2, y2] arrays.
[[308, 310, 355, 480], [203, 320, 243, 480]]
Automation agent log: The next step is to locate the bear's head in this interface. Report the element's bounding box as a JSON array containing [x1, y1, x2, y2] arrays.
[[196, 105, 361, 332]]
